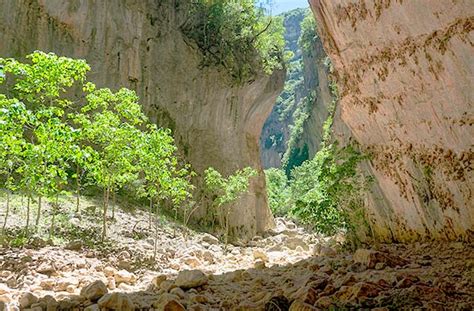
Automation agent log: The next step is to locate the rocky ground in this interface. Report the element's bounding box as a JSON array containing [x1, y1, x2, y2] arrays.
[[0, 196, 473, 310]]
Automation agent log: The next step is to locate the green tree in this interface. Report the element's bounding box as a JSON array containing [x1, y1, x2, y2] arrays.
[[0, 51, 90, 236], [204, 167, 257, 245], [74, 86, 146, 241]]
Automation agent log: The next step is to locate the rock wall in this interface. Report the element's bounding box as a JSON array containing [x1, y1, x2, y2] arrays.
[[0, 0, 285, 238], [260, 8, 333, 171], [310, 0, 474, 242]]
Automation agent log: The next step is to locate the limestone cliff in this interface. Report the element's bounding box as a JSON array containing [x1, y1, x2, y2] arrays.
[[0, 0, 285, 238], [260, 8, 333, 172], [310, 0, 474, 241]]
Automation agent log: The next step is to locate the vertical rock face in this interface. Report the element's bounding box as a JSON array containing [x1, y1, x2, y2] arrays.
[[0, 0, 285, 238], [260, 8, 333, 171], [310, 0, 474, 241]]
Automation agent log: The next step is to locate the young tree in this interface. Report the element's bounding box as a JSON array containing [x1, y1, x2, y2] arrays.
[[0, 97, 28, 242], [75, 86, 147, 241], [0, 52, 90, 236], [204, 167, 257, 246]]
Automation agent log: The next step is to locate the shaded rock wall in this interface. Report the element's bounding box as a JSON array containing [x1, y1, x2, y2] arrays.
[[0, 0, 285, 238], [310, 0, 474, 241], [260, 8, 333, 170]]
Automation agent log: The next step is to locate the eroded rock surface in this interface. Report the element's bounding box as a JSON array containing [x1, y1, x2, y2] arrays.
[[310, 0, 474, 242]]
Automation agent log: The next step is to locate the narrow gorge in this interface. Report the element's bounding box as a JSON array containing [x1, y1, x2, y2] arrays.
[[0, 0, 472, 310]]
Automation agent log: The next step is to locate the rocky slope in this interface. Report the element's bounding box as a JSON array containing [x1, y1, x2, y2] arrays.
[[1, 200, 472, 310], [0, 0, 285, 238], [309, 0, 474, 242]]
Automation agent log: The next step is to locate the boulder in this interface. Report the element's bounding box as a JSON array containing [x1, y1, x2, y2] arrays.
[[80, 280, 108, 301], [98, 293, 135, 311], [174, 270, 208, 289]]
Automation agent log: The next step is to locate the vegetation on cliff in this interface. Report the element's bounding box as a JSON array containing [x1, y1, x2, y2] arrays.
[[181, 0, 286, 84]]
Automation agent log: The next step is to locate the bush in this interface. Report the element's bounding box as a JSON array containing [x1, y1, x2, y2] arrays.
[[264, 168, 290, 216]]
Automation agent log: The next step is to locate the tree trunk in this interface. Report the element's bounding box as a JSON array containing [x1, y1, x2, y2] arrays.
[[1, 190, 10, 244], [111, 191, 116, 220], [149, 199, 153, 230], [153, 199, 158, 261], [35, 196, 42, 228], [49, 194, 59, 239], [101, 187, 110, 242], [25, 196, 31, 236], [76, 167, 81, 213]]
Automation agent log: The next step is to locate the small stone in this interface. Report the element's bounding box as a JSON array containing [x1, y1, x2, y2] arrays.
[[253, 249, 269, 262], [320, 246, 337, 257], [174, 270, 208, 289], [289, 299, 319, 310], [200, 234, 219, 245], [20, 292, 39, 309], [0, 284, 10, 295], [153, 293, 185, 311], [254, 260, 266, 269], [37, 262, 56, 275], [114, 270, 137, 284], [80, 280, 108, 301], [103, 266, 116, 277], [353, 249, 407, 269], [40, 278, 57, 290], [170, 287, 186, 299], [64, 240, 83, 251], [0, 294, 14, 304], [285, 237, 309, 251], [315, 296, 333, 308], [152, 275, 167, 288], [98, 293, 134, 311], [107, 277, 116, 290], [183, 256, 202, 268], [160, 280, 175, 292], [84, 304, 100, 311]]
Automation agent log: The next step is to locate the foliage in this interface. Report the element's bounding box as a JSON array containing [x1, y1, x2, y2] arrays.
[[204, 167, 257, 209], [204, 166, 257, 243], [264, 168, 290, 216], [182, 0, 285, 84], [281, 91, 314, 175], [299, 10, 318, 55], [289, 142, 369, 235], [0, 51, 192, 242]]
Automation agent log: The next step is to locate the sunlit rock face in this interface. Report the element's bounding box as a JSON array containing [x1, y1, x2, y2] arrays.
[[309, 0, 474, 242], [0, 0, 286, 238]]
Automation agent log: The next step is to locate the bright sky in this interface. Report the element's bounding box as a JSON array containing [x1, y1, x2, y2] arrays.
[[272, 0, 309, 14]]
